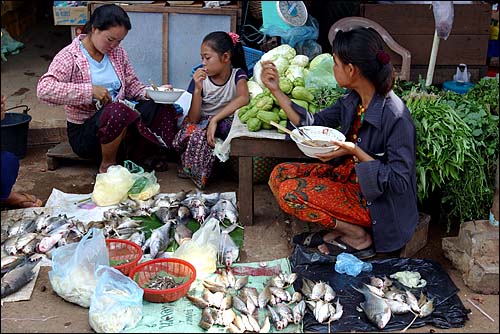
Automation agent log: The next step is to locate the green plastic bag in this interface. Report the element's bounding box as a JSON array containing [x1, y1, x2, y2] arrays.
[[124, 160, 160, 201], [305, 53, 337, 90]]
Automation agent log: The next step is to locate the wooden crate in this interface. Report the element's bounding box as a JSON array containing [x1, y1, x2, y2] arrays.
[[361, 2, 491, 82]]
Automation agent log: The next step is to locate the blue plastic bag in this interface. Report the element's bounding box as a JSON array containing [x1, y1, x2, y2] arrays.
[[334, 252, 372, 277], [89, 265, 144, 333]]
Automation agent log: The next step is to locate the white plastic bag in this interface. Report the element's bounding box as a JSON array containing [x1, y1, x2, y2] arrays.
[[433, 1, 454, 40], [49, 228, 109, 308], [91, 165, 135, 206], [173, 217, 221, 278], [89, 265, 144, 333]]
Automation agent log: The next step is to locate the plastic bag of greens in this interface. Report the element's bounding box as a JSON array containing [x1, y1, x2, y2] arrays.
[[89, 265, 143, 333], [305, 53, 337, 90], [124, 160, 160, 201]]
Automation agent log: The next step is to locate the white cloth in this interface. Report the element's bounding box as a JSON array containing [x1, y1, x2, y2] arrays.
[[214, 109, 286, 162]]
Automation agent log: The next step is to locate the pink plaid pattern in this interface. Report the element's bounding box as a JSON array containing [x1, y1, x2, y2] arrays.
[[37, 34, 146, 124]]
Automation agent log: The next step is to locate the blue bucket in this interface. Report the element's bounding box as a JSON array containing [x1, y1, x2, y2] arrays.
[[1, 105, 32, 159]]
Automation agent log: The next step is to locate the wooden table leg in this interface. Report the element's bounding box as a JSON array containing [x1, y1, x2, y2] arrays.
[[239, 156, 254, 226]]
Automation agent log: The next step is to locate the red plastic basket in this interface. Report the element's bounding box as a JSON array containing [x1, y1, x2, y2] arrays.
[[105, 239, 143, 276], [128, 258, 196, 303]]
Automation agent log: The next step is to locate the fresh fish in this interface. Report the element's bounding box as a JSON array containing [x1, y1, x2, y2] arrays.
[[143, 221, 172, 258], [270, 286, 289, 302], [323, 283, 336, 302], [116, 217, 141, 229], [260, 316, 271, 333], [186, 294, 210, 308], [1, 257, 41, 298], [8, 218, 36, 237], [301, 278, 315, 299], [270, 275, 285, 289], [370, 276, 384, 289], [220, 295, 232, 310], [405, 290, 421, 313], [200, 192, 220, 206], [4, 236, 20, 255], [266, 305, 281, 328], [37, 231, 66, 253], [246, 313, 261, 332], [22, 237, 41, 255], [313, 299, 331, 324], [42, 215, 69, 234], [240, 286, 259, 307], [173, 189, 192, 202], [311, 281, 326, 301], [233, 314, 246, 332], [289, 291, 302, 304], [240, 314, 254, 332], [276, 303, 294, 322], [1, 255, 25, 276], [246, 297, 256, 315], [177, 205, 192, 224], [234, 275, 249, 291], [330, 298, 344, 322], [353, 284, 392, 329], [174, 223, 193, 246], [385, 298, 412, 315], [33, 213, 51, 232], [15, 233, 38, 251], [232, 293, 249, 315], [199, 307, 215, 330], [226, 268, 236, 288], [155, 207, 175, 224], [258, 285, 272, 308], [419, 299, 434, 318], [129, 231, 146, 246], [293, 300, 306, 324], [202, 280, 226, 293]]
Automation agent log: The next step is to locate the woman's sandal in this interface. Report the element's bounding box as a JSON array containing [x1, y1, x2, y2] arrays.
[[321, 236, 376, 260], [1, 192, 43, 209], [292, 230, 331, 248]]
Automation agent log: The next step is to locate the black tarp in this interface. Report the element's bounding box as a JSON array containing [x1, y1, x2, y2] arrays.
[[290, 244, 470, 332]]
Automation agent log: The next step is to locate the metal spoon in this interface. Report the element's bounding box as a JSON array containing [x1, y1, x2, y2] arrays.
[[148, 78, 159, 91], [290, 122, 314, 141]]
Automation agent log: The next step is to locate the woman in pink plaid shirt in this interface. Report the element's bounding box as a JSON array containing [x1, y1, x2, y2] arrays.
[[37, 4, 177, 173]]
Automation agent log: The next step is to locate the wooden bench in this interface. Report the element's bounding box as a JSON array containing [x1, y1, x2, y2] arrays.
[[46, 141, 93, 170]]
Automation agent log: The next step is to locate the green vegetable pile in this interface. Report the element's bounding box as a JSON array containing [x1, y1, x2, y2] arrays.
[[240, 44, 346, 132], [395, 77, 499, 229]]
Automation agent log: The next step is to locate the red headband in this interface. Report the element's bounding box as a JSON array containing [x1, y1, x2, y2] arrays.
[[228, 32, 240, 46], [376, 50, 391, 65]]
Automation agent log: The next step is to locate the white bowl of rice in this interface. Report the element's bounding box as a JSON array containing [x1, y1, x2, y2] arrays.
[[291, 125, 346, 158]]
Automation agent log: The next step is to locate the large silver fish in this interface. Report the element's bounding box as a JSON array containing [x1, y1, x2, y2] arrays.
[[174, 223, 193, 246], [143, 221, 172, 258], [1, 257, 41, 298], [353, 284, 392, 329]]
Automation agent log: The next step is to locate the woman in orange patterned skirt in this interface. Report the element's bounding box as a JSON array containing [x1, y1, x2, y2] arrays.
[[261, 28, 418, 258]]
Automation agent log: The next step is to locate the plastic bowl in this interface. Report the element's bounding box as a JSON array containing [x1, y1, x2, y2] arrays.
[[129, 258, 196, 303], [145, 87, 185, 104], [291, 125, 346, 158], [106, 239, 143, 276]]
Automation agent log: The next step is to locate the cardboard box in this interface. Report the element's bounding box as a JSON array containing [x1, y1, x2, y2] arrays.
[[53, 6, 88, 26]]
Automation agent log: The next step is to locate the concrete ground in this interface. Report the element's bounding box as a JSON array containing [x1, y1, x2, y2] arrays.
[[1, 19, 498, 333]]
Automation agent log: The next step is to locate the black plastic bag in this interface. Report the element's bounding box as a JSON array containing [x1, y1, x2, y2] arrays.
[[290, 245, 470, 332]]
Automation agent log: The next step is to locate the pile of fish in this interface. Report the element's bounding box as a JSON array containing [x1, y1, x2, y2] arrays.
[[185, 268, 305, 332], [301, 278, 344, 324], [353, 276, 434, 329], [1, 190, 241, 298]]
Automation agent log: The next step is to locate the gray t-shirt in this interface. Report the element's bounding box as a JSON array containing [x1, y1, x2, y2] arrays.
[[187, 68, 247, 117]]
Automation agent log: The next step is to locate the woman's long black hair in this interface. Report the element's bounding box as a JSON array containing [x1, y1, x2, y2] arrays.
[[83, 4, 131, 33], [333, 27, 395, 95], [202, 31, 248, 75]]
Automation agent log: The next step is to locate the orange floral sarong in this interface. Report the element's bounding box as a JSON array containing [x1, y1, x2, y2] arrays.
[[268, 161, 371, 229]]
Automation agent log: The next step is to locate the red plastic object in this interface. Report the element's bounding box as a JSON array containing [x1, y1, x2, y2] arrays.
[[128, 258, 196, 303], [105, 239, 143, 276]]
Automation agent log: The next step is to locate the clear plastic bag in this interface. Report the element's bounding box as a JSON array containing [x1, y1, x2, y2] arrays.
[[305, 53, 337, 90], [432, 1, 454, 40], [49, 228, 109, 307], [173, 217, 221, 278], [89, 265, 144, 333], [91, 165, 135, 206]]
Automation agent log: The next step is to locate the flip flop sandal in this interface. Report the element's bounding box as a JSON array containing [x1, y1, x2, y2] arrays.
[[322, 236, 376, 260], [2, 192, 43, 208], [292, 230, 331, 248]]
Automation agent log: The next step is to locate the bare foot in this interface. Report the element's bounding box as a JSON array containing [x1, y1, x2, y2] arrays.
[[2, 192, 43, 208], [99, 162, 115, 174]]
